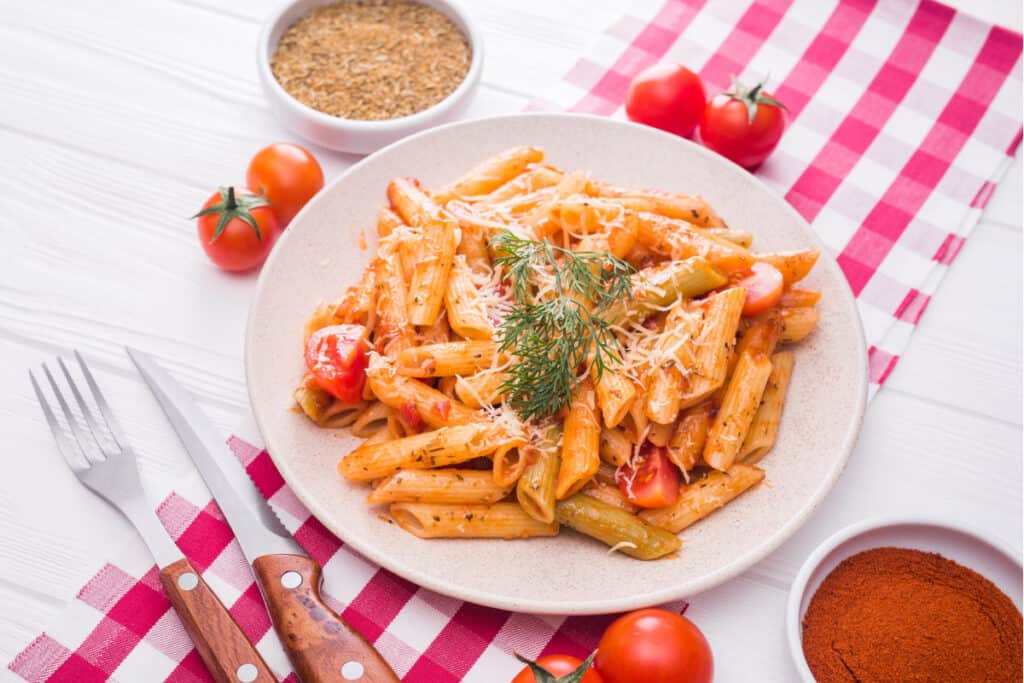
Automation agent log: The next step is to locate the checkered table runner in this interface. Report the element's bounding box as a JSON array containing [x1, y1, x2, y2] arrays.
[[9, 0, 1022, 681]]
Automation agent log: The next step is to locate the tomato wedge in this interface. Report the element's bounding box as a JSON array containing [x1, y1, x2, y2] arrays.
[[304, 324, 370, 404], [616, 443, 681, 508], [737, 262, 784, 316]]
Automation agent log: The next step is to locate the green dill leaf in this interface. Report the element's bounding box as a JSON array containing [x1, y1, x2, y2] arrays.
[[490, 230, 633, 420]]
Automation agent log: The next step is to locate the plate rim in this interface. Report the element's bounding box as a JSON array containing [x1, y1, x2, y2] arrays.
[[245, 112, 869, 614]]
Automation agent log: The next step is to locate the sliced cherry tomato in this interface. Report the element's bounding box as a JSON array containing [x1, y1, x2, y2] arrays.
[[616, 443, 680, 509], [737, 262, 784, 316], [699, 78, 787, 169], [595, 609, 713, 683], [304, 324, 370, 404], [511, 654, 604, 683], [194, 186, 279, 272], [399, 401, 425, 433], [625, 64, 706, 138], [246, 143, 324, 227]]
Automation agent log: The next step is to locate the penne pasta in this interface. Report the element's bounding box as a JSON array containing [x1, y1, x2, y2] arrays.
[[585, 182, 725, 227], [556, 379, 601, 499], [678, 287, 746, 409], [444, 256, 493, 340], [647, 420, 675, 448], [397, 341, 502, 378], [640, 464, 765, 533], [408, 216, 459, 327], [599, 427, 633, 467], [703, 350, 774, 471], [635, 211, 753, 273], [367, 469, 512, 505], [556, 494, 681, 560], [756, 249, 819, 284], [780, 306, 819, 343], [493, 441, 530, 488], [391, 502, 559, 539], [779, 287, 821, 308], [581, 481, 639, 514], [339, 421, 519, 481], [293, 379, 334, 425], [741, 351, 795, 465], [434, 146, 544, 203], [516, 427, 562, 523], [594, 368, 637, 428], [374, 242, 416, 358], [703, 226, 753, 248], [377, 206, 404, 237], [669, 401, 714, 473], [605, 257, 728, 325], [475, 164, 564, 203], [366, 362, 479, 427], [454, 371, 508, 409]]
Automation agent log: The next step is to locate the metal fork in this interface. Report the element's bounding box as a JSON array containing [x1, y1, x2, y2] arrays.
[[31, 352, 277, 683]]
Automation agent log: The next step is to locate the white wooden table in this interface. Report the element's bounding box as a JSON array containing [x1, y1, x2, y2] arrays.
[[1, 0, 1020, 680]]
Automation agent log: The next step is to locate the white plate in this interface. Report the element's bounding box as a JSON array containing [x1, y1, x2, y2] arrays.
[[245, 113, 868, 614], [786, 516, 1023, 681]]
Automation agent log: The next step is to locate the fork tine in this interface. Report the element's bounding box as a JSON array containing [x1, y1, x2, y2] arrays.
[[58, 357, 114, 455], [74, 350, 127, 451], [42, 363, 104, 463], [30, 370, 87, 472]]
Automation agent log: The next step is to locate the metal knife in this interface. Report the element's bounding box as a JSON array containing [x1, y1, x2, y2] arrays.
[[127, 348, 399, 683]]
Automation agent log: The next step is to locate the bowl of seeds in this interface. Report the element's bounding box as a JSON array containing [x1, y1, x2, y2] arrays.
[[259, 0, 482, 153]]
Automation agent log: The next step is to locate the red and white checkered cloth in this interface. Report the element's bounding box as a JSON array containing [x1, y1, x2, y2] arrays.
[[9, 1, 1022, 681]]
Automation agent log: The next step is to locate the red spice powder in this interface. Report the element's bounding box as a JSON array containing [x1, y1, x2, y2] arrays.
[[802, 546, 1022, 682]]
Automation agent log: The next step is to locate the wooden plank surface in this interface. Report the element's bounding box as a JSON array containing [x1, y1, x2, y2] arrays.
[[0, 0, 1020, 679]]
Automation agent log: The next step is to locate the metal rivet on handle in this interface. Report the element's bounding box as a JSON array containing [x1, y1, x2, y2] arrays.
[[281, 571, 302, 589], [177, 572, 199, 591], [236, 663, 258, 682], [341, 661, 365, 680]]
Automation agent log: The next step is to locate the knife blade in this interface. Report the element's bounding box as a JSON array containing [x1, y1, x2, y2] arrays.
[[127, 348, 399, 683]]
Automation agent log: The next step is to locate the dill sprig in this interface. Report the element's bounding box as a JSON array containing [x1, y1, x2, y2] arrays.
[[491, 230, 635, 421]]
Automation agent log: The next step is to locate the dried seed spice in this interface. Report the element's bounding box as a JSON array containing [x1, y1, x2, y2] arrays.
[[270, 0, 471, 121]]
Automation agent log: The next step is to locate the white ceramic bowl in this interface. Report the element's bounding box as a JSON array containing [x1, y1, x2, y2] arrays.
[[786, 516, 1023, 681], [257, 0, 483, 154]]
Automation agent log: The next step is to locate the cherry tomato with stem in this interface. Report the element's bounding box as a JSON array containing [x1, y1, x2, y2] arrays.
[[304, 324, 370, 404], [595, 609, 713, 683], [194, 186, 279, 272], [700, 77, 787, 169], [737, 262, 784, 316], [246, 143, 324, 227], [616, 443, 680, 509], [625, 64, 706, 138], [511, 653, 603, 683]]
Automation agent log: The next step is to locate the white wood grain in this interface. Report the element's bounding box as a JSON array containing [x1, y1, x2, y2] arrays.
[[0, 0, 1020, 680], [886, 221, 1022, 425]]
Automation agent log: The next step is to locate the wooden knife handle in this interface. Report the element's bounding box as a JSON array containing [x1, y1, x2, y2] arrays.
[[159, 558, 277, 683], [252, 554, 399, 683]]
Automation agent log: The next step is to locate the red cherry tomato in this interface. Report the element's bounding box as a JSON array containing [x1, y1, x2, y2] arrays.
[[246, 143, 324, 227], [511, 655, 604, 683], [737, 262, 784, 316], [616, 443, 680, 509], [625, 64, 706, 138], [304, 325, 370, 403], [699, 79, 787, 169], [595, 609, 713, 683], [194, 186, 279, 272]]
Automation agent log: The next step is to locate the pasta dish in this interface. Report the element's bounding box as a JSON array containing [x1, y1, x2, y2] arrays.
[[293, 146, 820, 560]]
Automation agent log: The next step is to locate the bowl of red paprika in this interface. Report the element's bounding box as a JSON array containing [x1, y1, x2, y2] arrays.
[[786, 516, 1023, 682]]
